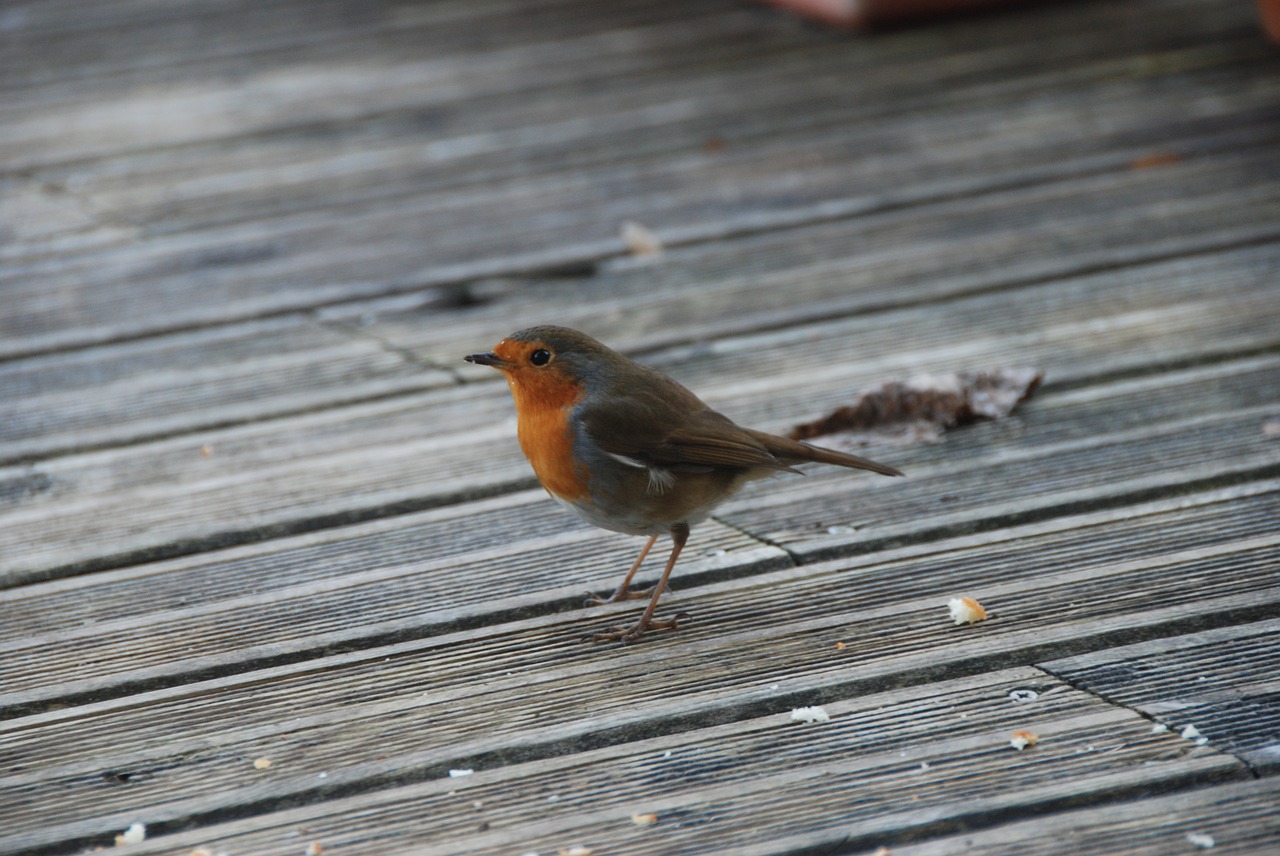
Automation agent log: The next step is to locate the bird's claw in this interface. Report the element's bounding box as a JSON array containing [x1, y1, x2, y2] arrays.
[[586, 612, 691, 644]]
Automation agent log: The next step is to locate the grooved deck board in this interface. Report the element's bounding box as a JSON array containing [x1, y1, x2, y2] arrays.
[[3, 0, 1278, 853], [0, 664, 1248, 855], [1, 485, 1274, 852], [1044, 620, 1280, 773], [893, 776, 1280, 855], [3, 246, 1277, 587], [2, 0, 1274, 358], [6, 147, 1277, 465]]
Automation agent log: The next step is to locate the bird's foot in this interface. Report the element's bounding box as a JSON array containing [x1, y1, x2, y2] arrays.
[[582, 584, 667, 607], [586, 612, 690, 644]]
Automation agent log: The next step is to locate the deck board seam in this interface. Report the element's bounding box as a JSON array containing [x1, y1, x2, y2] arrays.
[[6, 133, 1277, 367], [1033, 661, 1269, 782]]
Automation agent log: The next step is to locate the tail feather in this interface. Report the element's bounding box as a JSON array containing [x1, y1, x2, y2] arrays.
[[748, 429, 904, 478]]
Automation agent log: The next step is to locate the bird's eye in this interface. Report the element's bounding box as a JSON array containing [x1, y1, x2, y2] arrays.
[[529, 348, 552, 366]]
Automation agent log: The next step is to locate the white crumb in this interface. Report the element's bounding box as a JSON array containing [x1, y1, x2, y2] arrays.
[[1186, 832, 1216, 848], [1010, 730, 1039, 750], [790, 706, 831, 724], [948, 597, 988, 625], [621, 221, 663, 255], [115, 823, 146, 846]]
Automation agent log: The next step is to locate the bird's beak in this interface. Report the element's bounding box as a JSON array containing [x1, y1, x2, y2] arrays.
[[464, 351, 508, 369]]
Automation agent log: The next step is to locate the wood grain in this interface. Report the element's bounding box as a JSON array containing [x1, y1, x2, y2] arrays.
[[3, 246, 1276, 587], [3, 0, 1278, 853], [893, 776, 1280, 855]]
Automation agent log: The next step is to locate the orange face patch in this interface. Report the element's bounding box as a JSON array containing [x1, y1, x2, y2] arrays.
[[492, 338, 590, 501]]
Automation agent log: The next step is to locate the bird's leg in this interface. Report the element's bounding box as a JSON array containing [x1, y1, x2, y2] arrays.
[[584, 534, 662, 605], [591, 524, 690, 643]]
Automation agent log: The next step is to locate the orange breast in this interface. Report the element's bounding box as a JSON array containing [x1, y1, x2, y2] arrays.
[[509, 373, 590, 502]]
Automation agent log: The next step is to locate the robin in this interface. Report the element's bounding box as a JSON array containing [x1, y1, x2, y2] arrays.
[[465, 326, 902, 643]]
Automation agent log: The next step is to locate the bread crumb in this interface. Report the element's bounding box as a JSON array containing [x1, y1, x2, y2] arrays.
[[790, 706, 831, 724], [631, 813, 658, 826], [834, 641, 846, 650], [114, 823, 146, 846], [199, 444, 214, 457], [873, 848, 892, 856], [252, 757, 272, 770], [948, 597, 987, 625], [621, 221, 663, 255], [1186, 832, 1216, 849], [1010, 730, 1039, 750], [558, 848, 593, 856]]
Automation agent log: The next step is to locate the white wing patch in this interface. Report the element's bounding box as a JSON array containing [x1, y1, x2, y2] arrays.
[[605, 452, 675, 496], [645, 466, 676, 495]]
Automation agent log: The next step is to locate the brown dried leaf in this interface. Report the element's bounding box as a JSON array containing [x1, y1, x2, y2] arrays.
[[789, 368, 1042, 442]]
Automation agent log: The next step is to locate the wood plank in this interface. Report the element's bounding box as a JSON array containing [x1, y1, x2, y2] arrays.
[[1, 247, 1276, 587], [344, 146, 1280, 370], [893, 777, 1280, 855], [3, 1, 1273, 356], [1043, 620, 1280, 774], [27, 4, 1266, 231], [5, 2, 1276, 854], [0, 0, 754, 166], [3, 473, 1274, 712], [0, 668, 1247, 855], [7, 108, 1272, 360], [9, 149, 1276, 463], [1, 483, 1274, 851], [0, 0, 679, 97], [0, 503, 788, 709], [714, 353, 1280, 560], [0, 314, 450, 465], [3, 0, 1245, 171]]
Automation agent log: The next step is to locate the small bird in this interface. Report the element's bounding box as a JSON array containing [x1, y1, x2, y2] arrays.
[[465, 326, 902, 643]]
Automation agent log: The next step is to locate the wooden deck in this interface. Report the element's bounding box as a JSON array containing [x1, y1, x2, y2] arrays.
[[3, 0, 1280, 853]]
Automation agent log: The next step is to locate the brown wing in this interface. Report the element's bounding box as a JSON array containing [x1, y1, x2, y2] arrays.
[[745, 428, 904, 477], [580, 384, 795, 473]]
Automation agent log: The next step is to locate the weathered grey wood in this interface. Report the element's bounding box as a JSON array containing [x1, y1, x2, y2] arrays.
[[3, 0, 1279, 853], [2, 243, 1276, 587], [1043, 620, 1280, 774], [8, 150, 1276, 465], [715, 353, 1280, 559], [5, 147, 1274, 468], [893, 777, 1280, 855], [2, 0, 1273, 357], [0, 314, 451, 464], [2, 486, 1274, 851], [345, 148, 1280, 369], [2, 471, 1273, 713], [0, 664, 1248, 855], [0, 500, 788, 707]]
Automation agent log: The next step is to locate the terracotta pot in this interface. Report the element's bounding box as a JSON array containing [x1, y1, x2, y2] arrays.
[[758, 0, 1032, 30], [1258, 0, 1280, 43]]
